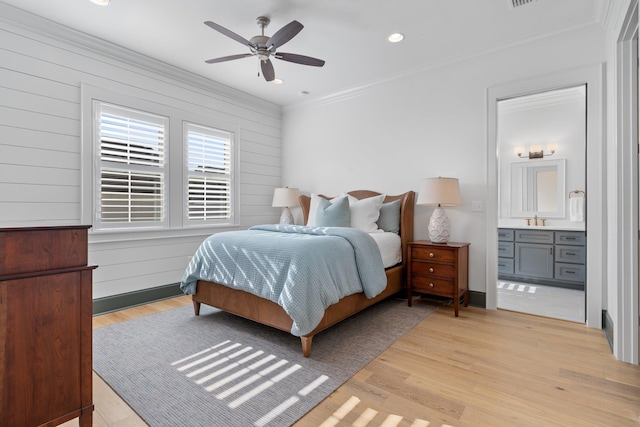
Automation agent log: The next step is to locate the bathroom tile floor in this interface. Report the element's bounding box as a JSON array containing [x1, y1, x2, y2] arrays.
[[497, 280, 585, 323]]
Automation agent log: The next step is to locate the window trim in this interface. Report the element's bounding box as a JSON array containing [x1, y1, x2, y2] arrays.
[[81, 83, 240, 239], [183, 121, 235, 226], [93, 101, 170, 230]]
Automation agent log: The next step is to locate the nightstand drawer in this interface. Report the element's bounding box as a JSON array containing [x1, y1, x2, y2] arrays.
[[411, 246, 455, 263], [411, 261, 456, 278], [411, 275, 455, 295]]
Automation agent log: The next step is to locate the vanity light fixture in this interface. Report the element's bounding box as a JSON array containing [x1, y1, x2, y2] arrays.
[[514, 143, 558, 159], [90, 0, 110, 5]]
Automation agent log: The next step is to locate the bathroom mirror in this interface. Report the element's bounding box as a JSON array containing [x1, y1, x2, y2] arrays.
[[510, 159, 566, 217]]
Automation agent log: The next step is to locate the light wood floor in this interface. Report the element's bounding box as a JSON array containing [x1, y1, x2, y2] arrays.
[[62, 296, 640, 427]]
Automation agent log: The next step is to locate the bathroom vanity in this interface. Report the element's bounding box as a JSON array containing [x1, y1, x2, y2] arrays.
[[498, 227, 585, 290]]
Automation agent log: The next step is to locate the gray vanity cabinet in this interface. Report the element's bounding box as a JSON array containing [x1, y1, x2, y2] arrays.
[[498, 228, 585, 290], [514, 242, 554, 279]]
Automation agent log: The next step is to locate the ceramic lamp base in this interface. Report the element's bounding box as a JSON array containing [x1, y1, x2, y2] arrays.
[[428, 206, 450, 243], [279, 207, 294, 225]]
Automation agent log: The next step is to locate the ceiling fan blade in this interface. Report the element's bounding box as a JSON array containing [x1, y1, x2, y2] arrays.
[[267, 20, 303, 50], [205, 53, 253, 64], [204, 21, 254, 48], [261, 59, 275, 82], [275, 52, 325, 67]]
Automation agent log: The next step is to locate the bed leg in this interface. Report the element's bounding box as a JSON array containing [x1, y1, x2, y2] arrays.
[[300, 336, 313, 358], [193, 300, 201, 316]]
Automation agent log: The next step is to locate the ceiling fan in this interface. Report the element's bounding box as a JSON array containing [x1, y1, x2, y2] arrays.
[[204, 16, 325, 82]]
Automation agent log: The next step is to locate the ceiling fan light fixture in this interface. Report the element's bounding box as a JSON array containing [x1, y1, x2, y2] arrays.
[[388, 32, 404, 43], [272, 78, 284, 84], [90, 0, 110, 5]]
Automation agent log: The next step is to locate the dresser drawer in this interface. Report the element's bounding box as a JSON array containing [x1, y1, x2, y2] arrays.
[[555, 245, 585, 264], [555, 263, 585, 283], [515, 229, 554, 244], [411, 246, 455, 263], [498, 257, 514, 275], [555, 231, 585, 246], [412, 261, 456, 278], [498, 228, 514, 241], [498, 241, 514, 258], [411, 275, 455, 296]]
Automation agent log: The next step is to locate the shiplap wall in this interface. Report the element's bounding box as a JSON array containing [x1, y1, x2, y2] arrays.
[[0, 4, 282, 298]]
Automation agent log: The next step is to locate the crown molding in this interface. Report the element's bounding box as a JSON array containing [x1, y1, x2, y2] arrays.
[[0, 2, 281, 117], [285, 18, 606, 111], [498, 85, 586, 113]]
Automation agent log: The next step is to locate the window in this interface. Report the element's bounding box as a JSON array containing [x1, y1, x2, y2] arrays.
[[87, 91, 238, 234], [94, 102, 168, 229], [185, 123, 233, 224]]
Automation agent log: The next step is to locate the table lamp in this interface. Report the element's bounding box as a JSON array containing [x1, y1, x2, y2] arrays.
[[272, 187, 299, 225], [416, 177, 462, 243]]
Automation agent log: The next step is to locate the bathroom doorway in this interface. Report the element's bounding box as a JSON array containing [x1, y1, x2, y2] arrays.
[[495, 86, 586, 323]]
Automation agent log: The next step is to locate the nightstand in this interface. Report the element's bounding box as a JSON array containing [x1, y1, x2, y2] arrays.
[[407, 241, 470, 316]]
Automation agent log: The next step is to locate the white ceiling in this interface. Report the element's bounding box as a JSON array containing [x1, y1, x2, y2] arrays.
[[1, 0, 609, 106]]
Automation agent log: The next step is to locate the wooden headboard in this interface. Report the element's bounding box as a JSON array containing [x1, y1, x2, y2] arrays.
[[297, 190, 415, 266]]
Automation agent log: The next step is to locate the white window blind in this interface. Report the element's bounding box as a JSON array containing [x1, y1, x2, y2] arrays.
[[185, 123, 233, 223], [96, 103, 168, 227]]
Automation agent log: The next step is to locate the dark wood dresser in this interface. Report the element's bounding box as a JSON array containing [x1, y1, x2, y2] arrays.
[[0, 226, 96, 427]]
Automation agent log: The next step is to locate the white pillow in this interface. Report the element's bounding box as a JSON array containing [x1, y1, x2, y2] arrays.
[[347, 194, 385, 232]]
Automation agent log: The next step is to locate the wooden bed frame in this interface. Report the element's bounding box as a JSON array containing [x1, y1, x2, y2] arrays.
[[191, 190, 415, 357]]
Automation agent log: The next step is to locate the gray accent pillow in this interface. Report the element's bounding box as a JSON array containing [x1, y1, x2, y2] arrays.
[[377, 199, 401, 234], [315, 196, 350, 227]]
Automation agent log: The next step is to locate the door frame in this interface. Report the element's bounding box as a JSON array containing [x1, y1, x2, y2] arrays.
[[486, 63, 605, 329], [615, 0, 639, 364]]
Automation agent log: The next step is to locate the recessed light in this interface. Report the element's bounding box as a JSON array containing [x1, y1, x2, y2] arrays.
[[388, 33, 404, 43], [90, 0, 110, 5], [272, 78, 284, 84]]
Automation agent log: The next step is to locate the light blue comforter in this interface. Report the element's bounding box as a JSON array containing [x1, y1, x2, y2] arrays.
[[180, 224, 387, 336]]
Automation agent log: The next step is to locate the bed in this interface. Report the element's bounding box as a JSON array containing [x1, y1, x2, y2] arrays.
[[181, 190, 415, 357]]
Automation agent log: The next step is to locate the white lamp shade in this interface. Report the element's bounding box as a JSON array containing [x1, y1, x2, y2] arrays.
[[416, 177, 462, 207], [272, 187, 300, 207]]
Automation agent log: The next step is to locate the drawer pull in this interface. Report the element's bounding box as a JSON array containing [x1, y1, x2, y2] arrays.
[[566, 252, 576, 256], [565, 237, 576, 240], [429, 267, 434, 273], [429, 252, 434, 258], [429, 283, 434, 288]]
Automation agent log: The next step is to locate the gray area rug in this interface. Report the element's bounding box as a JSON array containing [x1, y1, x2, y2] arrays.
[[93, 297, 436, 427]]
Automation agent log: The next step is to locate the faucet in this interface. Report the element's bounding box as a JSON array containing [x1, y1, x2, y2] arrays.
[[533, 215, 538, 226]]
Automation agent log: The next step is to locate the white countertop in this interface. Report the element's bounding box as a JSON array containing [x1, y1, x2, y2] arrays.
[[499, 225, 585, 231]]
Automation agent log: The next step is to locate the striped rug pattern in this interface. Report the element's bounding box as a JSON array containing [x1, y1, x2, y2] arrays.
[[93, 297, 436, 426]]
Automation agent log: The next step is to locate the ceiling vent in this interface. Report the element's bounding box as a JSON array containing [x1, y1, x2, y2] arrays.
[[508, 0, 538, 8]]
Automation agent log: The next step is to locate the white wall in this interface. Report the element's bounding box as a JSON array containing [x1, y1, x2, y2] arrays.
[[283, 28, 607, 295], [0, 5, 283, 298]]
